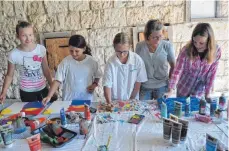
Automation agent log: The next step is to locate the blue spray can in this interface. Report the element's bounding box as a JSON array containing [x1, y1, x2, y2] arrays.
[[210, 99, 217, 117], [185, 97, 191, 117], [60, 108, 67, 126], [161, 101, 167, 118]]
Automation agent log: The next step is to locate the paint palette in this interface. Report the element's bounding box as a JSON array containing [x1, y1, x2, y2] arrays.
[[128, 114, 145, 124]]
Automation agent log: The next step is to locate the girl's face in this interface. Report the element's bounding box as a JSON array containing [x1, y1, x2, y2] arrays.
[[114, 43, 130, 62], [17, 26, 35, 46], [193, 35, 208, 52], [69, 46, 85, 61], [147, 30, 163, 48]]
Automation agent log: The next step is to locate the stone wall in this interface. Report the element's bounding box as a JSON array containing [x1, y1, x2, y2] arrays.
[[0, 1, 228, 101]]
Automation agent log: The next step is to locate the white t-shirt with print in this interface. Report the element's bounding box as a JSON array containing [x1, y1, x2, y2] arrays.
[[8, 44, 47, 92], [103, 51, 148, 101], [55, 55, 103, 102]]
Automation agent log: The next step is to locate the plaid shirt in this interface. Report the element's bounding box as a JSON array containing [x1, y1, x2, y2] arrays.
[[169, 46, 221, 98]]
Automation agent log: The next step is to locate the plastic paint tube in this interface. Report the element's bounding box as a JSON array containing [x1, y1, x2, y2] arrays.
[[206, 134, 218, 151], [210, 100, 217, 117], [27, 133, 41, 151], [60, 108, 67, 127], [163, 118, 172, 142], [178, 118, 189, 142], [169, 114, 178, 122], [171, 121, 182, 146], [1, 128, 13, 148], [174, 101, 182, 118], [161, 102, 167, 118], [185, 97, 191, 117]]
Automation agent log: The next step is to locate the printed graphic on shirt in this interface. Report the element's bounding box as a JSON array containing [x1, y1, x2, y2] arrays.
[[21, 55, 45, 91]]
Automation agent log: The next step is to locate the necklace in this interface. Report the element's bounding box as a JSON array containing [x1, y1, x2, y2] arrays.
[[147, 42, 157, 53]]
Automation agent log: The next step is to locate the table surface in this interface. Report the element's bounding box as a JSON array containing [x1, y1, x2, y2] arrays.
[[0, 101, 228, 151]]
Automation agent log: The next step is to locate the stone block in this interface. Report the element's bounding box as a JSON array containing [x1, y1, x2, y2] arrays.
[[14, 1, 26, 18], [126, 6, 161, 26], [29, 14, 47, 32], [114, 1, 142, 8], [90, 1, 113, 10], [44, 1, 68, 15], [217, 41, 228, 61], [0, 18, 18, 35], [143, 0, 170, 7], [69, 1, 90, 11], [71, 29, 89, 42], [91, 47, 105, 67], [81, 10, 101, 29], [101, 8, 126, 27], [26, 1, 45, 15], [217, 60, 225, 76], [217, 1, 228, 18], [3, 1, 14, 17], [214, 76, 229, 92], [88, 27, 131, 47]]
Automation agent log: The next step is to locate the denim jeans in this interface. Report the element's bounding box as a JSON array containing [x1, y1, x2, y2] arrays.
[[139, 85, 168, 100]]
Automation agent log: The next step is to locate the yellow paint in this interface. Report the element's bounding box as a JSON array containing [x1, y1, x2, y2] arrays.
[[24, 108, 37, 111], [43, 109, 53, 115], [1, 108, 12, 115]]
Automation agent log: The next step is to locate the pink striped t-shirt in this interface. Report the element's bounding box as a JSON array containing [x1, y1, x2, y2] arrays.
[[169, 46, 221, 98], [8, 44, 46, 92]]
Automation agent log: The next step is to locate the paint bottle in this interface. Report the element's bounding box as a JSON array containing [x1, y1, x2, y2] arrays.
[[219, 93, 226, 110], [84, 104, 91, 121], [213, 109, 223, 124], [174, 101, 182, 118], [171, 121, 182, 146], [163, 118, 172, 142], [169, 114, 178, 122], [60, 108, 67, 127], [178, 118, 189, 143], [210, 99, 217, 117], [161, 101, 167, 118], [206, 134, 218, 151], [79, 118, 89, 135], [27, 133, 42, 151], [185, 97, 191, 117], [1, 128, 13, 148], [199, 96, 206, 115]]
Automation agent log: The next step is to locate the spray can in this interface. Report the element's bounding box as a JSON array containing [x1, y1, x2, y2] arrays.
[[219, 93, 226, 110], [185, 97, 191, 117], [161, 101, 167, 118], [60, 108, 67, 127], [199, 96, 206, 115], [210, 99, 217, 117]]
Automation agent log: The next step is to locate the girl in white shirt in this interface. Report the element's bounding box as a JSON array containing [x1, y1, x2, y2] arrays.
[[43, 35, 102, 103], [103, 32, 147, 104]]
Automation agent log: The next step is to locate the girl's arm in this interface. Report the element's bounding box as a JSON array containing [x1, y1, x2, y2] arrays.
[[0, 62, 15, 103], [42, 80, 60, 105], [130, 82, 141, 99], [41, 55, 53, 86], [87, 78, 100, 93], [168, 61, 175, 79], [104, 86, 112, 104]]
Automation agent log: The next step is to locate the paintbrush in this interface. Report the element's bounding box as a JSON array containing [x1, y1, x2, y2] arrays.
[[106, 135, 111, 148]]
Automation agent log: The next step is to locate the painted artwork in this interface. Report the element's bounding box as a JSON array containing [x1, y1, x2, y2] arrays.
[[67, 100, 91, 112], [21, 101, 45, 115]]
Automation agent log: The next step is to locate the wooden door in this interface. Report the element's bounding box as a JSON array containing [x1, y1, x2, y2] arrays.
[[45, 38, 70, 74]]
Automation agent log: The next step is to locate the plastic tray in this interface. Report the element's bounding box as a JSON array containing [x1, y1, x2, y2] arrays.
[[157, 97, 200, 115], [31, 124, 77, 148]]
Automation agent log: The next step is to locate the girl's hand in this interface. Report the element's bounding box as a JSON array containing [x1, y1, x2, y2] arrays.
[[164, 89, 173, 98], [87, 84, 97, 93], [42, 96, 51, 105], [0, 93, 6, 104]]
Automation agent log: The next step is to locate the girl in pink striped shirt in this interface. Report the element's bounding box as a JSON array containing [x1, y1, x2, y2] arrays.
[[0, 21, 56, 102], [167, 23, 221, 100]]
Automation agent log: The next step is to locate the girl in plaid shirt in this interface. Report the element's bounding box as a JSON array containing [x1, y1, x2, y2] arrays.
[[167, 23, 221, 100]]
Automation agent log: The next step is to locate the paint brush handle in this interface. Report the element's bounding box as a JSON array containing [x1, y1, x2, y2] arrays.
[[106, 135, 111, 147]]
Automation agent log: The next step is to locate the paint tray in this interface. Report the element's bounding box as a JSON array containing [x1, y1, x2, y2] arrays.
[[157, 97, 200, 115], [31, 124, 77, 148]]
